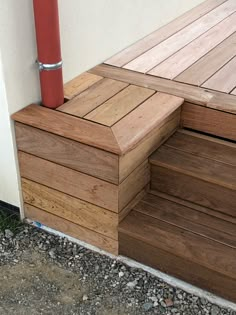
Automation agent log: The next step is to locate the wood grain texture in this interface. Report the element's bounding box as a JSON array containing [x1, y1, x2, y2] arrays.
[[181, 102, 236, 140], [203, 56, 236, 93], [151, 165, 236, 218], [112, 93, 183, 153], [166, 130, 236, 166], [151, 145, 236, 190], [105, 0, 227, 67], [85, 85, 155, 126], [176, 32, 236, 86], [124, 1, 236, 73], [119, 234, 236, 302], [22, 178, 118, 240], [59, 78, 128, 117], [89, 64, 236, 112], [149, 13, 236, 79], [119, 160, 150, 211], [136, 194, 236, 248], [12, 104, 121, 154], [151, 190, 236, 225], [64, 72, 103, 99], [119, 110, 180, 182], [119, 210, 236, 279], [25, 204, 118, 255], [15, 122, 119, 184], [19, 152, 119, 212]]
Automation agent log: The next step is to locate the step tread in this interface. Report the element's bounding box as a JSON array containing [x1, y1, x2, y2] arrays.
[[119, 194, 236, 279], [150, 143, 236, 190]]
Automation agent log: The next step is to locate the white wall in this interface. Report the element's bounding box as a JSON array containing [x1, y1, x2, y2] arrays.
[[0, 0, 204, 207]]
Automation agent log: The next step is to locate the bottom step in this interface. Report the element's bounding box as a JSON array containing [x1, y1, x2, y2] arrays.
[[119, 193, 236, 302]]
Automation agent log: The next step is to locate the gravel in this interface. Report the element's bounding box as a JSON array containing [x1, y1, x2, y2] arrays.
[[0, 225, 235, 315]]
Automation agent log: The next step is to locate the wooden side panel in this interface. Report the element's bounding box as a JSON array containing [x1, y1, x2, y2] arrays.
[[85, 85, 155, 126], [176, 32, 236, 86], [105, 0, 227, 67], [149, 13, 236, 79], [119, 210, 236, 279], [22, 179, 118, 240], [12, 104, 121, 154], [64, 72, 103, 99], [151, 165, 236, 217], [119, 109, 180, 182], [25, 204, 118, 255], [119, 233, 236, 302], [181, 102, 236, 141], [119, 160, 150, 211], [59, 78, 128, 117], [15, 123, 119, 184], [19, 152, 119, 212]]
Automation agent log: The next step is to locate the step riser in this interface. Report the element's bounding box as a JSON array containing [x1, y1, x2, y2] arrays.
[[151, 165, 236, 218], [119, 233, 236, 302]]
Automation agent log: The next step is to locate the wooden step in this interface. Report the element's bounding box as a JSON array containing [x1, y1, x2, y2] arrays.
[[149, 130, 236, 218], [119, 193, 236, 301]]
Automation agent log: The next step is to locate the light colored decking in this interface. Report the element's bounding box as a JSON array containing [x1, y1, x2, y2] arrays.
[[104, 0, 236, 113]]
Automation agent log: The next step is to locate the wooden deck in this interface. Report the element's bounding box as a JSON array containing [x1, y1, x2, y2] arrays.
[[11, 0, 236, 302]]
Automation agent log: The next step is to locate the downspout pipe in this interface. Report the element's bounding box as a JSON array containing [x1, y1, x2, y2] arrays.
[[33, 0, 64, 109]]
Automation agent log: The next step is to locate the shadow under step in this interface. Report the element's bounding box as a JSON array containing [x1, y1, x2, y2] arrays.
[[149, 130, 236, 219], [119, 192, 236, 302]]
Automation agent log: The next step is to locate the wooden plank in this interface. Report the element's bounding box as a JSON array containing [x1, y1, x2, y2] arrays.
[[151, 190, 236, 225], [119, 210, 236, 279], [136, 194, 236, 248], [176, 32, 236, 86], [12, 104, 121, 154], [124, 1, 236, 73], [58, 78, 128, 117], [151, 145, 236, 190], [89, 64, 236, 111], [22, 178, 118, 240], [207, 93, 236, 114], [203, 56, 236, 93], [19, 152, 119, 212], [85, 85, 155, 126], [64, 72, 103, 99], [181, 102, 236, 140], [149, 13, 236, 79], [119, 160, 150, 211], [165, 130, 236, 166], [151, 165, 236, 218], [25, 204, 118, 255], [112, 93, 183, 153], [231, 87, 236, 95], [15, 122, 119, 184], [105, 0, 227, 67], [119, 110, 180, 182], [119, 233, 236, 302]]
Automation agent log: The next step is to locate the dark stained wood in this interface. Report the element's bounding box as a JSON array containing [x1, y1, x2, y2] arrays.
[[15, 122, 119, 184], [150, 145, 236, 190], [181, 102, 236, 140], [135, 194, 236, 247], [89, 64, 236, 113], [12, 104, 121, 154], [59, 78, 128, 117], [25, 204, 118, 254], [19, 152, 119, 212], [165, 129, 236, 166], [151, 165, 236, 218], [119, 210, 236, 279], [119, 233, 236, 302], [22, 178, 118, 240]]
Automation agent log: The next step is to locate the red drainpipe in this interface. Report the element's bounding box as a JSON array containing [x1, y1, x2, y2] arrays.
[[33, 0, 64, 109]]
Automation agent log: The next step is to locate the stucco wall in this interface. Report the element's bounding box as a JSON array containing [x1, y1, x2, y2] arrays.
[[0, 0, 204, 207]]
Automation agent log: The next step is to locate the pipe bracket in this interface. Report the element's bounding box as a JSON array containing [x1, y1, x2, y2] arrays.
[[37, 60, 63, 71]]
